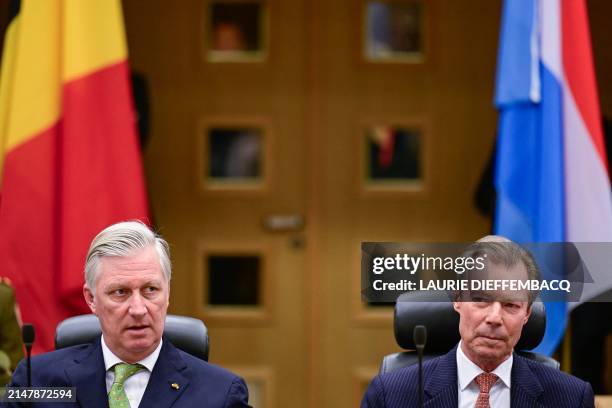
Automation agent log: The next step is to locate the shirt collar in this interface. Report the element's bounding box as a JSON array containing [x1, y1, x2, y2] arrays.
[[456, 340, 512, 390], [101, 334, 163, 372]]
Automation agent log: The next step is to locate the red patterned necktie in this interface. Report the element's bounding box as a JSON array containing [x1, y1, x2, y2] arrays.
[[474, 372, 499, 408]]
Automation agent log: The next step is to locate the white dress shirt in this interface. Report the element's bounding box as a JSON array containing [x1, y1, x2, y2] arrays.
[[456, 341, 512, 408], [101, 335, 163, 408]]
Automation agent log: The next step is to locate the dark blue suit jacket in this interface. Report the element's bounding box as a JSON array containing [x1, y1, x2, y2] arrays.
[[362, 347, 594, 408], [7, 337, 250, 407]]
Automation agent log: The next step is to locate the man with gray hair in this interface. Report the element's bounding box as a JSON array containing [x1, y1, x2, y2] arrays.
[[362, 236, 594, 408], [9, 221, 250, 407]]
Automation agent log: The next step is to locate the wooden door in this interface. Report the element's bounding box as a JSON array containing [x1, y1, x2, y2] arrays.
[[310, 1, 500, 406], [124, 0, 309, 406], [123, 0, 500, 406]]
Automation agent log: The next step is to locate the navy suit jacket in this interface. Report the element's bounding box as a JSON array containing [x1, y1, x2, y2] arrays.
[[362, 347, 594, 408], [7, 337, 250, 407]]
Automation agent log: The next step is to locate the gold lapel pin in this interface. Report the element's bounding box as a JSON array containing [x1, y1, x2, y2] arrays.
[[171, 383, 180, 390]]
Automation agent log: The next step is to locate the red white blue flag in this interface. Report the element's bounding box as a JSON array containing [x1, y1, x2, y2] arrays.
[[494, 0, 612, 354]]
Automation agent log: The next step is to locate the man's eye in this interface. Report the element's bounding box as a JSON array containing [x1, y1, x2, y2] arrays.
[[112, 289, 126, 296], [504, 303, 520, 309], [144, 286, 158, 293]]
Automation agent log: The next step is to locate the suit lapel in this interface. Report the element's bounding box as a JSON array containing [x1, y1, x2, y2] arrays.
[[65, 338, 109, 408], [421, 348, 547, 408], [139, 340, 190, 408], [424, 348, 459, 408], [510, 354, 544, 408]]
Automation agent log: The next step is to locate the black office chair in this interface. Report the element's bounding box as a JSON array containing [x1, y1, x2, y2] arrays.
[[379, 291, 559, 374], [55, 314, 209, 361]]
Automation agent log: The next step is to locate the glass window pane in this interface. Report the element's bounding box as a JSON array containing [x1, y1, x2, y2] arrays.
[[365, 1, 423, 61], [206, 255, 261, 306], [207, 128, 263, 181], [208, 1, 265, 62], [366, 126, 422, 182]]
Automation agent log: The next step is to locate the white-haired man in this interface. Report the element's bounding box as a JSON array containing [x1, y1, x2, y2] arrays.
[[9, 221, 250, 407]]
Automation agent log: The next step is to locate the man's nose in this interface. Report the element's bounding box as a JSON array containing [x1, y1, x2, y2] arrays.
[[485, 302, 503, 325], [128, 292, 147, 316]]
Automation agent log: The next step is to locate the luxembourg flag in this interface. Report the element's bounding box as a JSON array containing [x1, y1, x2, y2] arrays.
[[494, 0, 612, 355]]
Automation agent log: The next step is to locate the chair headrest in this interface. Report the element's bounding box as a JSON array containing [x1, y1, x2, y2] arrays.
[[394, 291, 546, 351], [55, 314, 209, 361]]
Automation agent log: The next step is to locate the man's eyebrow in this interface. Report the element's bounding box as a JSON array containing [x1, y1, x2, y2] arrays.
[[103, 279, 163, 289], [500, 296, 529, 303], [103, 283, 127, 291]]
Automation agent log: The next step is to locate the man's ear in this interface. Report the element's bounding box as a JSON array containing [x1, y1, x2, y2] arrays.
[[524, 304, 532, 325], [453, 301, 461, 313], [83, 284, 96, 314]]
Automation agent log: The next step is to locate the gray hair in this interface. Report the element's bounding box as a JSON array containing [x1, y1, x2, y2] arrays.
[[84, 221, 171, 291], [458, 235, 540, 304]]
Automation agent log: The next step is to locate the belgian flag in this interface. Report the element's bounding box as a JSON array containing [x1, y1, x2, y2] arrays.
[[0, 0, 149, 353]]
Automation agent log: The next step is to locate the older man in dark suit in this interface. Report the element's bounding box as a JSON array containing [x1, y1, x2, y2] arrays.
[[361, 238, 594, 408], [9, 221, 250, 407]]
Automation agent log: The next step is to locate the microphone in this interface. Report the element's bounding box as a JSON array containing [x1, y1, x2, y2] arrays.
[[22, 324, 35, 388], [413, 325, 427, 408]]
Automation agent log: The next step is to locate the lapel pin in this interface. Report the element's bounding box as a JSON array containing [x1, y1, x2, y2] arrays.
[[171, 383, 180, 390]]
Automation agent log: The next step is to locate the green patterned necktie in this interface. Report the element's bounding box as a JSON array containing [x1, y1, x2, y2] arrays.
[[108, 363, 144, 408]]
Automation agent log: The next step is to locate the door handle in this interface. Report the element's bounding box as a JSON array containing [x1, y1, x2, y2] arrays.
[[262, 214, 305, 232]]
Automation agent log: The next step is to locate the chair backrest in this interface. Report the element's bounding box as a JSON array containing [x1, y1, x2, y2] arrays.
[[379, 291, 559, 374], [55, 314, 209, 361]]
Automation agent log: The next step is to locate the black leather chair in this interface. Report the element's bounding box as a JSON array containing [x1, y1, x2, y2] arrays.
[[55, 314, 209, 361], [380, 291, 559, 374]]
